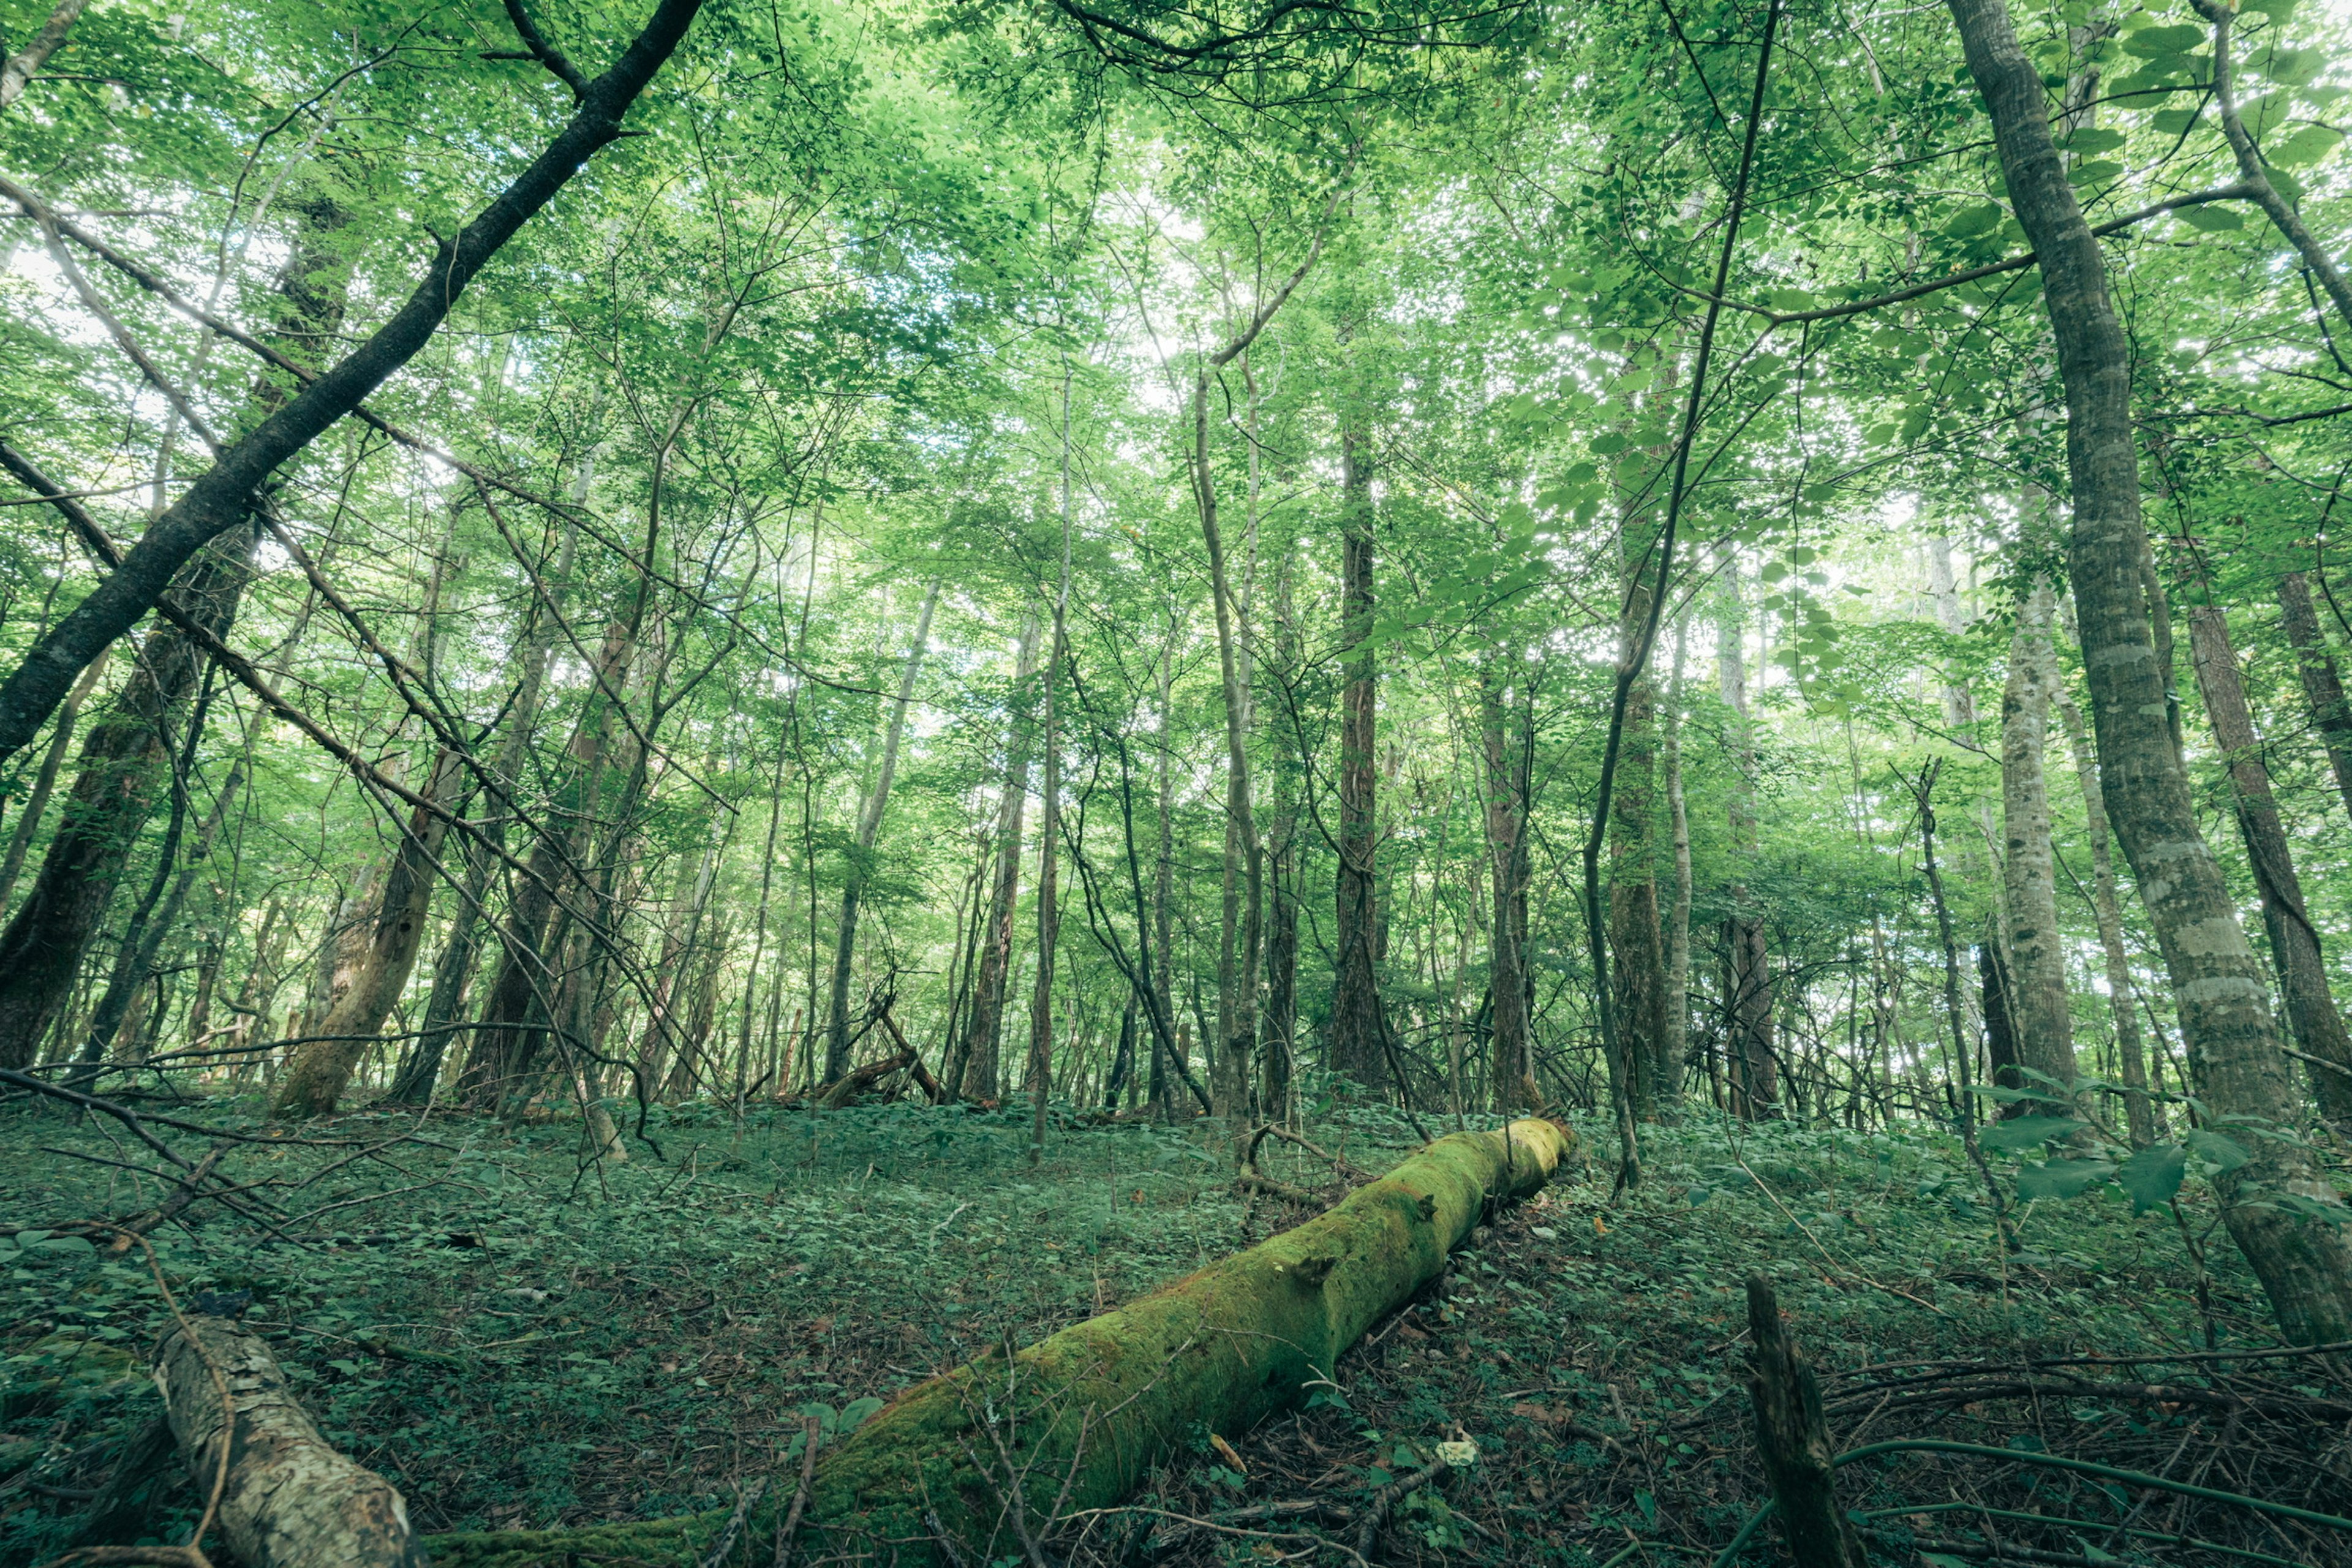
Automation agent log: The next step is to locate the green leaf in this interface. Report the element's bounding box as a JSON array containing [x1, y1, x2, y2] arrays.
[[2019, 1158, 2114, 1201], [2185, 1129, 2252, 1172], [2116, 1143, 2187, 1213], [2267, 123, 2343, 167], [842, 1395, 887, 1430], [1943, 202, 2006, 238], [2124, 24, 2206, 56], [2064, 127, 2126, 154], [2151, 107, 2202, 135], [1979, 1115, 2086, 1153], [2177, 203, 2245, 230]]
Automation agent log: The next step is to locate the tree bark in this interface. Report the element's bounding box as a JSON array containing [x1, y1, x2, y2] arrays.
[[153, 1311, 426, 1567], [2275, 571, 2352, 829], [824, 582, 939, 1080], [0, 647, 108, 917], [1480, 666, 1535, 1112], [948, 615, 1040, 1103], [1331, 423, 1383, 1088], [0, 0, 706, 766], [1951, 0, 2352, 1341], [2187, 603, 2352, 1125], [1717, 556, 1777, 1118], [2053, 667, 2157, 1145], [1999, 577, 2079, 1099], [1608, 570, 1668, 1123], [1661, 617, 1694, 1105], [272, 747, 464, 1117]]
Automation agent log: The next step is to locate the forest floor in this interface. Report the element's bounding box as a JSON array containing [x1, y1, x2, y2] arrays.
[[4, 1095, 2351, 1567]]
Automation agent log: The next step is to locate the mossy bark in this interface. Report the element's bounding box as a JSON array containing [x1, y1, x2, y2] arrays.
[[428, 1118, 1575, 1567]]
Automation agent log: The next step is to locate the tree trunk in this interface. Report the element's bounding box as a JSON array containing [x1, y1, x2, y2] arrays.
[[2275, 571, 2352, 829], [73, 755, 245, 1077], [1717, 556, 1777, 1118], [1031, 393, 1074, 1156], [1331, 424, 1383, 1088], [1951, 0, 2352, 1341], [1608, 570, 1667, 1123], [1480, 666, 1535, 1112], [0, 647, 109, 917], [152, 1313, 426, 1567], [461, 617, 632, 1107], [273, 747, 464, 1117], [2187, 604, 2352, 1125], [1999, 577, 2079, 1099], [948, 615, 1041, 1103], [2053, 665, 2157, 1145], [825, 582, 940, 1080], [1661, 617, 1694, 1106]]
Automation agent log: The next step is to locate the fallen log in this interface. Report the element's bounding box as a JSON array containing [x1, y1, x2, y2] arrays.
[[151, 1313, 426, 1567], [428, 1117, 1574, 1567]]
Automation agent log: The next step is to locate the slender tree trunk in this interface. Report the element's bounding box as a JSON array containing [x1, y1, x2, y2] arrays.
[[951, 615, 1041, 1103], [1662, 617, 1694, 1105], [271, 747, 464, 1117], [2053, 665, 2156, 1145], [1951, 0, 2352, 1341], [2187, 604, 2352, 1124], [1608, 568, 1668, 1122], [0, 648, 109, 918], [1152, 614, 1177, 1120], [74, 754, 245, 1077], [1030, 380, 1075, 1159], [2276, 571, 2352, 829], [1332, 423, 1383, 1088], [1717, 555, 1777, 1118], [1193, 363, 1262, 1129], [1999, 577, 2079, 1099], [1480, 666, 1534, 1112], [825, 582, 940, 1080]]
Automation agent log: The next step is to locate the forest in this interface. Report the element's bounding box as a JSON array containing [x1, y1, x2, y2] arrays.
[[10, 0, 2352, 1562]]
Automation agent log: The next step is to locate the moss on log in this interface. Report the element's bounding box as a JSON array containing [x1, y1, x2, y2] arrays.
[[429, 1117, 1573, 1567]]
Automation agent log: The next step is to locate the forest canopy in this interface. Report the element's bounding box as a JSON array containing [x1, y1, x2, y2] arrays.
[[11, 0, 2352, 1562]]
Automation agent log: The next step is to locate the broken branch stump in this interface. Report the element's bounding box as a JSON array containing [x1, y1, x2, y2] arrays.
[[1744, 1276, 1864, 1568]]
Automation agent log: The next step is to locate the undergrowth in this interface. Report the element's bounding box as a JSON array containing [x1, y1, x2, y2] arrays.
[[4, 1097, 2348, 1566]]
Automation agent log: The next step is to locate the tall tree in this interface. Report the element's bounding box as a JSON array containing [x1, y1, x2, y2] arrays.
[[824, 581, 940, 1081], [1949, 0, 2352, 1341]]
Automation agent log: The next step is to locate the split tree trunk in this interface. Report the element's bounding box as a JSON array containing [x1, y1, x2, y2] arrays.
[[2187, 604, 2352, 1124], [1950, 0, 2352, 1341], [824, 582, 939, 1081], [945, 614, 1040, 1103], [1999, 578, 2079, 1099], [273, 747, 464, 1117], [431, 1120, 1575, 1568]]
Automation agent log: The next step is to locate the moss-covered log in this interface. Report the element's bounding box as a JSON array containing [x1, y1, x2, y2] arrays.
[[429, 1117, 1573, 1567]]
